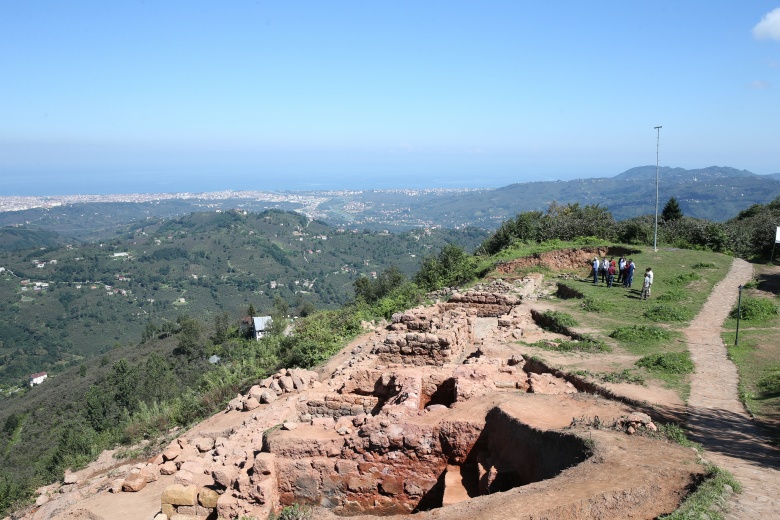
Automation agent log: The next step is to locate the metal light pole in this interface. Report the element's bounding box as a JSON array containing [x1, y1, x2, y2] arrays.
[[735, 285, 744, 346], [654, 126, 662, 252]]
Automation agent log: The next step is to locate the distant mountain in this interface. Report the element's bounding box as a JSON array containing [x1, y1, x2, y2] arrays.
[[614, 165, 756, 181], [409, 166, 780, 226]]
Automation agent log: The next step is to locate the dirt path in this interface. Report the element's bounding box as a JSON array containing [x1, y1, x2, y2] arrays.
[[685, 258, 780, 519]]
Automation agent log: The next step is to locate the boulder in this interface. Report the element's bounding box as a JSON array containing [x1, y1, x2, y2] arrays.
[[194, 437, 215, 452], [160, 461, 178, 475], [243, 397, 261, 411], [199, 487, 221, 508], [122, 473, 147, 492], [259, 389, 278, 404]]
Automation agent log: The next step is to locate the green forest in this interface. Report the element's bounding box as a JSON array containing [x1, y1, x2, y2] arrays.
[[0, 209, 485, 388]]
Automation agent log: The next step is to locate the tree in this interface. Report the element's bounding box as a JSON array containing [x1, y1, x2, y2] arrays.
[[662, 197, 683, 221], [212, 312, 230, 344], [175, 316, 203, 357], [108, 359, 139, 413], [414, 244, 477, 292]]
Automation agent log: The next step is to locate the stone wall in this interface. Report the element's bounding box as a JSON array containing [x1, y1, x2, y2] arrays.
[[372, 306, 472, 365]]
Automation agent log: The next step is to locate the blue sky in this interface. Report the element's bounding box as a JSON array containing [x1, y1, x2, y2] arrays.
[[1, 1, 779, 195]]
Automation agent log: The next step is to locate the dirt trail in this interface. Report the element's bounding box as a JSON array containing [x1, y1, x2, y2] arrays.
[[685, 258, 780, 519]]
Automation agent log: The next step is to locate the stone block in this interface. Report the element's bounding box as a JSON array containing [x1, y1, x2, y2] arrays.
[[161, 484, 198, 506], [199, 487, 220, 508]]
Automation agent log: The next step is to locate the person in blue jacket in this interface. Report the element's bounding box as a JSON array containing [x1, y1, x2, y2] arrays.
[[624, 259, 636, 288]]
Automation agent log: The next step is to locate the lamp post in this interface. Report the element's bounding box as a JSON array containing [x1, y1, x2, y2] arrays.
[[654, 126, 662, 252], [735, 285, 744, 346]]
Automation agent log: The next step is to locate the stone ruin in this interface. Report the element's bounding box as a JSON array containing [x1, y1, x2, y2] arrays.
[[26, 274, 705, 520]]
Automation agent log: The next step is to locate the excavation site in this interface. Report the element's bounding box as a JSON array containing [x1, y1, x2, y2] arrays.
[[27, 247, 704, 520]]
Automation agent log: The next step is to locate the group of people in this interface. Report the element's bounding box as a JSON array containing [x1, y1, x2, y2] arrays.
[[591, 256, 654, 299]]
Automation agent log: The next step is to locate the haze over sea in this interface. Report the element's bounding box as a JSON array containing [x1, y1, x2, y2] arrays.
[[3, 170, 540, 197]]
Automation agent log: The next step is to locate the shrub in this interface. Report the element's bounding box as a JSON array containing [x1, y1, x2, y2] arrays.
[[692, 262, 717, 269], [636, 352, 694, 374], [644, 304, 691, 322], [277, 504, 313, 520], [609, 325, 671, 342], [730, 297, 778, 321]]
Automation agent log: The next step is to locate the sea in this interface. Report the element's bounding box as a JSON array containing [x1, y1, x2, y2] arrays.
[[0, 170, 541, 197]]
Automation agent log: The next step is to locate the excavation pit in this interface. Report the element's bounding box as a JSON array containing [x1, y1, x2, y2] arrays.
[[263, 405, 593, 516]]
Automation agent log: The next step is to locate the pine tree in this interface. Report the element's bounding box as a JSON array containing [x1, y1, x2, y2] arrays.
[[662, 197, 683, 221]]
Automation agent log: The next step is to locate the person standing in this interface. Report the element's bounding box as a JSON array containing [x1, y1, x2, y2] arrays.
[[607, 260, 616, 288], [617, 256, 626, 284], [640, 269, 652, 300], [600, 257, 609, 282], [592, 257, 600, 285], [625, 259, 636, 288], [644, 267, 654, 298]]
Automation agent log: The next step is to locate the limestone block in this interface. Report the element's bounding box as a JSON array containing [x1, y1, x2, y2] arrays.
[[198, 487, 220, 508], [161, 484, 198, 506]]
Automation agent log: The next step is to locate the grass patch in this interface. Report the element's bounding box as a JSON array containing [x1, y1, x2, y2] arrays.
[[656, 288, 686, 302], [644, 304, 692, 323], [636, 352, 694, 374], [535, 310, 578, 334], [610, 324, 671, 342], [669, 271, 702, 285], [661, 465, 741, 520], [597, 369, 645, 385], [581, 297, 616, 313], [527, 336, 610, 353]]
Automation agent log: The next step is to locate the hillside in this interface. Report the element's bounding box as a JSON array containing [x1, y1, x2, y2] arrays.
[[0, 209, 485, 388]]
